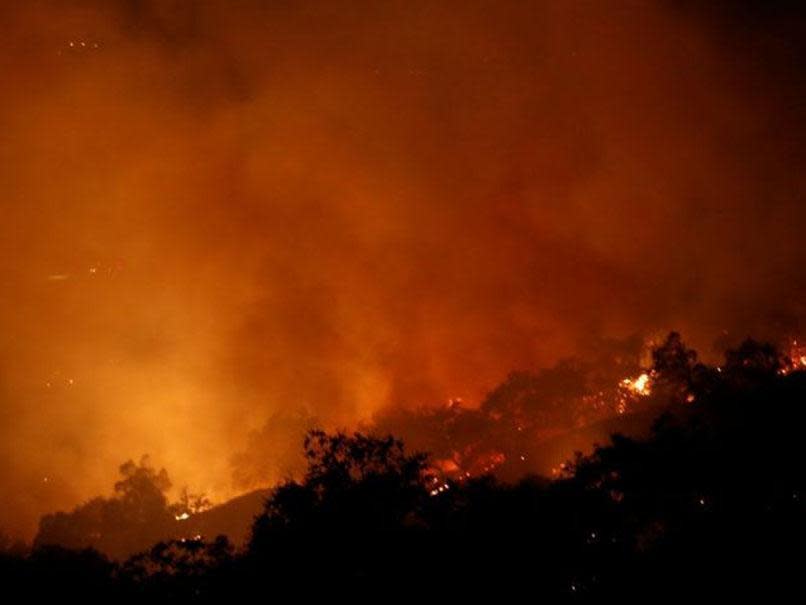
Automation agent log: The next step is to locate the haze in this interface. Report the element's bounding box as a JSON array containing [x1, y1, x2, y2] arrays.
[[1, 0, 804, 538]]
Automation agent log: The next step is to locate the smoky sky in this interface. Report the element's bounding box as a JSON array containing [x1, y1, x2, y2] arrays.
[[1, 0, 805, 537]]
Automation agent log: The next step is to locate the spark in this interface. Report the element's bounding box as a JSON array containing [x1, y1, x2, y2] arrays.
[[65, 40, 101, 51], [175, 512, 190, 521], [429, 482, 451, 497]]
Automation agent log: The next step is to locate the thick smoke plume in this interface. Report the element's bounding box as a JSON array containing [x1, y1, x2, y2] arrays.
[[1, 1, 804, 537]]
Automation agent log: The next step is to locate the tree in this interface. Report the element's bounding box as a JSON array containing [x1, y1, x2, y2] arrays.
[[248, 430, 430, 583], [35, 456, 176, 559], [724, 338, 783, 384], [651, 332, 699, 402], [169, 487, 212, 519]]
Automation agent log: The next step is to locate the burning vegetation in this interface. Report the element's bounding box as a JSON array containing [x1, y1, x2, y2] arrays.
[[6, 331, 806, 601], [3, 0, 806, 600], [26, 332, 806, 561], [370, 333, 681, 485]]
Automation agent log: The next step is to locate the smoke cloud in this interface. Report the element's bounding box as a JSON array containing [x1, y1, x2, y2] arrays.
[[1, 0, 804, 537]]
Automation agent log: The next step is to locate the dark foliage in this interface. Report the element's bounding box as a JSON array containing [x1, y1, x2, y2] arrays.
[[34, 456, 177, 560], [3, 333, 805, 602]]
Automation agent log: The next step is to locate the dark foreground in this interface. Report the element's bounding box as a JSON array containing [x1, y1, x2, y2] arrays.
[[2, 336, 805, 602]]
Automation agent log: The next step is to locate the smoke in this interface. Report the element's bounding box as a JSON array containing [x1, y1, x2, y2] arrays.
[[1, 0, 804, 537]]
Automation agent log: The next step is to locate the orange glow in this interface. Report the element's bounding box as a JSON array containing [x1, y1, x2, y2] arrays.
[[781, 341, 806, 375], [1, 1, 805, 542]]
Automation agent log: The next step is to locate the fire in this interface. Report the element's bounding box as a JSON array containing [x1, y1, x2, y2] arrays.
[[612, 372, 653, 415], [621, 372, 652, 396], [782, 340, 806, 374]]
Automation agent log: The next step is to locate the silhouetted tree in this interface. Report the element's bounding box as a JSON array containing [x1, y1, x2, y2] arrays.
[[651, 332, 699, 402], [120, 535, 234, 600], [724, 338, 783, 385], [169, 487, 212, 519], [35, 456, 176, 559], [248, 430, 430, 588], [15, 332, 806, 601]]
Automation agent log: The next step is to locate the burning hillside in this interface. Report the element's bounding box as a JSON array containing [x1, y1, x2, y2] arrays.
[[373, 333, 806, 485]]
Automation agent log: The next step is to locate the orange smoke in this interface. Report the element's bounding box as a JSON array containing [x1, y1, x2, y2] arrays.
[[1, 1, 805, 539]]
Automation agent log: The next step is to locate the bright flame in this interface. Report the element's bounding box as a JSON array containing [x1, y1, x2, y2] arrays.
[[621, 372, 651, 396], [779, 340, 806, 375]]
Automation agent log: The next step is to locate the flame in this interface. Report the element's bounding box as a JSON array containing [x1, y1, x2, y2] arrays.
[[621, 372, 652, 396], [782, 340, 806, 374], [434, 369, 657, 482]]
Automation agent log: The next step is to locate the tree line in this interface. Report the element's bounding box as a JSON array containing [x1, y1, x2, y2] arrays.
[[2, 333, 805, 601]]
